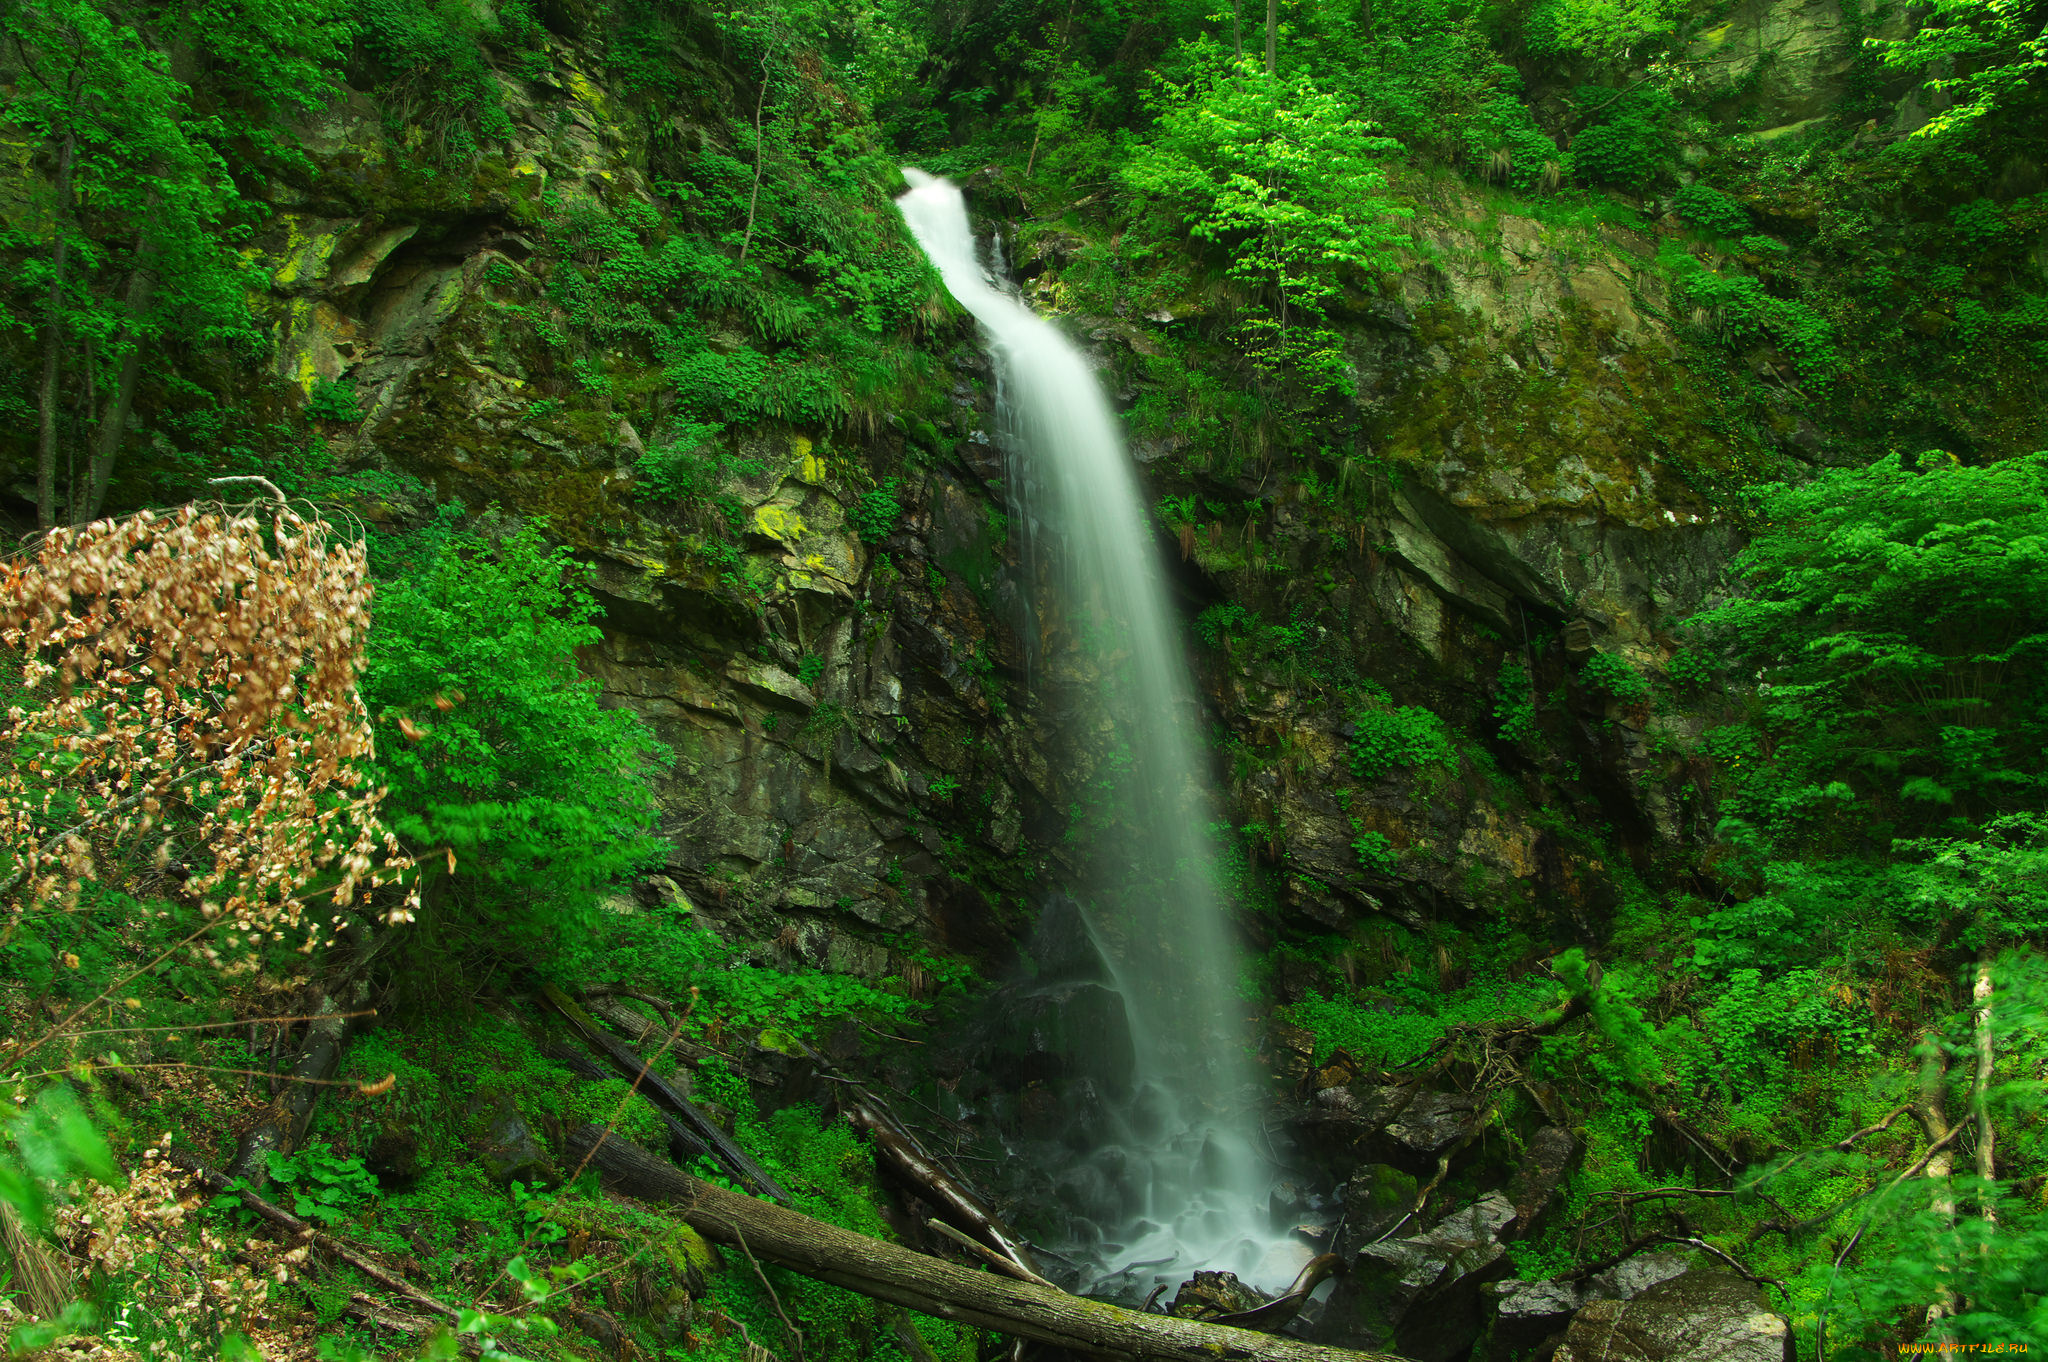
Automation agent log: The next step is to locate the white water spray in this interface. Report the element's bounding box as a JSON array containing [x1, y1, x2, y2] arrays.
[[896, 169, 1301, 1296]]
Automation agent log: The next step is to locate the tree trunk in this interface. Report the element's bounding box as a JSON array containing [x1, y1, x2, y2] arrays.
[[1972, 949, 1996, 1224], [84, 251, 157, 522], [224, 992, 361, 1188], [1265, 0, 1278, 73], [36, 132, 77, 531], [738, 53, 770, 264], [567, 1125, 1406, 1362], [1911, 1029, 1957, 1326]]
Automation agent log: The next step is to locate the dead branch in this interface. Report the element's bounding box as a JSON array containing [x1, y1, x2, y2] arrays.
[[172, 1153, 473, 1326], [224, 987, 367, 1188], [846, 1094, 1043, 1284], [735, 1226, 804, 1362], [1210, 1255, 1346, 1332], [924, 1219, 1056, 1290], [541, 983, 788, 1203]]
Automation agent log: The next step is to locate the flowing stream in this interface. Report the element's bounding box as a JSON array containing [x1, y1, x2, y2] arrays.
[[895, 170, 1302, 1299]]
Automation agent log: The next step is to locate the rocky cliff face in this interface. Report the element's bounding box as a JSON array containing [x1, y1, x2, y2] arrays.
[[215, 10, 1785, 990]]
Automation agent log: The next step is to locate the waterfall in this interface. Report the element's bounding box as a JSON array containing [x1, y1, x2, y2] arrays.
[[896, 170, 1300, 1298]]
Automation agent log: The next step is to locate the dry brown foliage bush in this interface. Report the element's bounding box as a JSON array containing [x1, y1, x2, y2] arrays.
[[0, 497, 418, 970]]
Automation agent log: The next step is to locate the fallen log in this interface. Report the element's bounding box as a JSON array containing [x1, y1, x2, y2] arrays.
[[568, 1125, 1411, 1362], [541, 983, 790, 1204], [224, 989, 367, 1188], [844, 1093, 1046, 1285]]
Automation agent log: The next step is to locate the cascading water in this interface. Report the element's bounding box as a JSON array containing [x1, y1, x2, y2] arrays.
[[895, 170, 1304, 1299]]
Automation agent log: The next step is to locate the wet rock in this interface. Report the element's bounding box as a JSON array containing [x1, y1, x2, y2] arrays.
[[1331, 1163, 1418, 1259], [1320, 1192, 1515, 1360], [1503, 1126, 1578, 1239], [1589, 1252, 1692, 1302], [472, 1097, 549, 1187], [1268, 1180, 1312, 1229], [1481, 1276, 1585, 1361], [1169, 1270, 1270, 1320], [1265, 1021, 1316, 1088], [1290, 1221, 1335, 1249], [1480, 1255, 1719, 1362], [1554, 1272, 1791, 1362], [1376, 1088, 1481, 1170], [1030, 894, 1113, 983], [1299, 1082, 1480, 1173], [986, 980, 1137, 1091]]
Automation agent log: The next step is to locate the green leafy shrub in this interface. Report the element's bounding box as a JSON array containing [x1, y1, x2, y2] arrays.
[[256, 1143, 380, 1226], [633, 423, 743, 504], [1694, 451, 2048, 848], [1494, 659, 1538, 741], [1352, 830, 1399, 873], [1569, 89, 1673, 187], [304, 377, 361, 421], [1288, 974, 1559, 1067], [362, 517, 668, 964], [1347, 705, 1457, 782], [593, 901, 924, 1043], [1581, 652, 1651, 703], [1122, 46, 1408, 388], [1528, 0, 1689, 59], [850, 481, 902, 545], [1664, 243, 1842, 381], [1673, 182, 1750, 236], [1196, 603, 1254, 647], [1664, 647, 1716, 693], [351, 0, 528, 158]]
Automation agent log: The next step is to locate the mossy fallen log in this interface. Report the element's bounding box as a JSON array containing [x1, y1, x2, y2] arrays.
[[567, 1124, 1413, 1362]]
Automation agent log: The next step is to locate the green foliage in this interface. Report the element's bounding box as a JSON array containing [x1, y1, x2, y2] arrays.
[[1674, 182, 1750, 237], [592, 900, 929, 1043], [1531, 0, 1688, 60], [1550, 948, 1667, 1087], [1346, 705, 1457, 782], [350, 0, 533, 160], [1568, 87, 1675, 187], [0, 0, 307, 512], [850, 481, 903, 545], [361, 517, 668, 964], [257, 1142, 380, 1226], [1662, 240, 1843, 381], [1580, 651, 1651, 704], [1196, 603, 1255, 648], [1664, 647, 1716, 693], [303, 377, 362, 421], [1123, 45, 1409, 390], [0, 1086, 118, 1234], [632, 423, 747, 507], [1693, 452, 2048, 853], [1494, 659, 1538, 741], [1873, 0, 2048, 140], [1351, 830, 1398, 873], [1288, 972, 1560, 1067]]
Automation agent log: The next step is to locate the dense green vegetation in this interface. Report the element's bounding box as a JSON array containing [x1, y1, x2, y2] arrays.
[[2, 0, 2047, 1353]]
